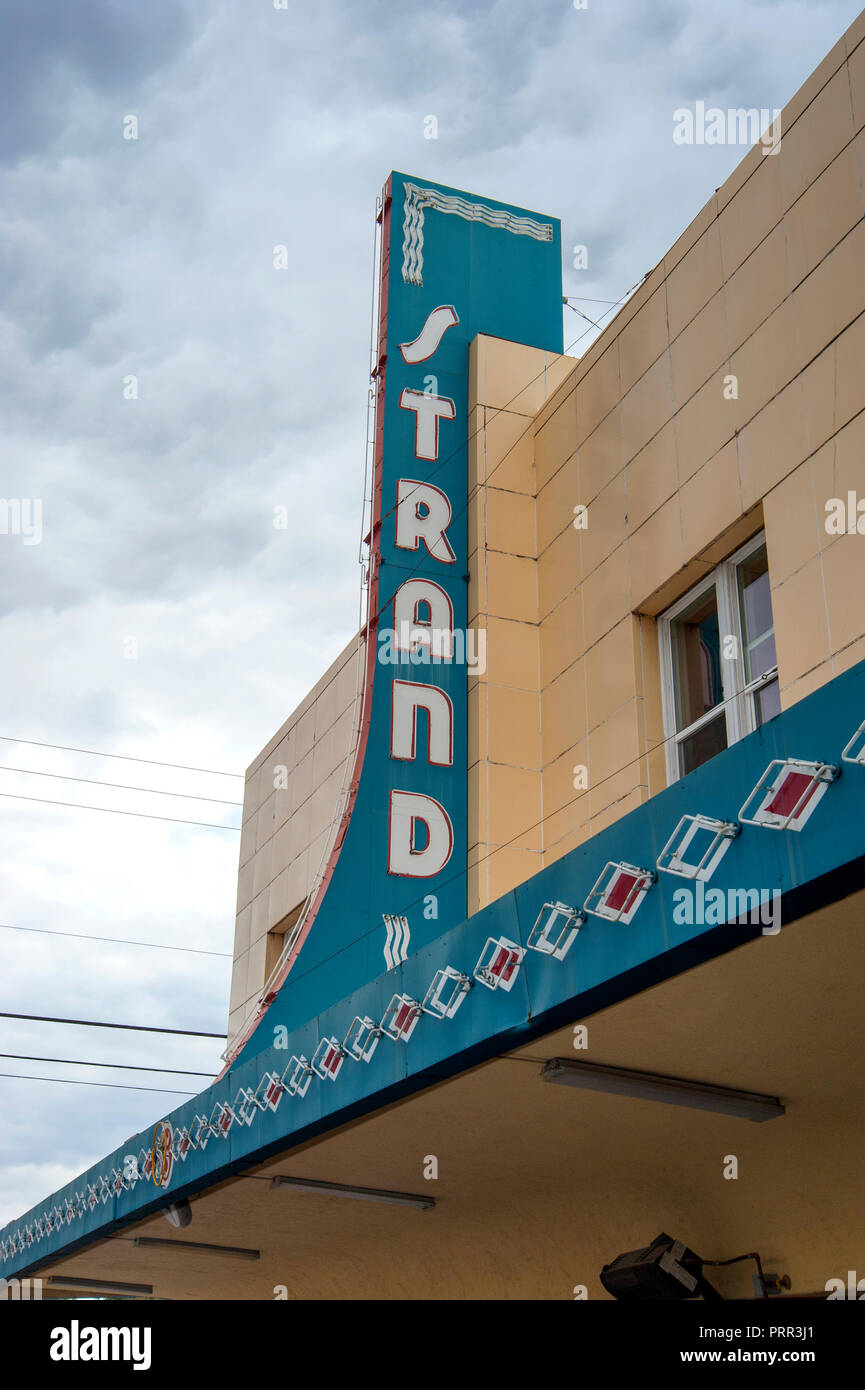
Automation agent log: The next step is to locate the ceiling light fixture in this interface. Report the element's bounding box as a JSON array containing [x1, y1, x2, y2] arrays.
[[271, 1175, 435, 1211], [540, 1058, 785, 1122], [46, 1275, 154, 1297], [132, 1237, 259, 1259]]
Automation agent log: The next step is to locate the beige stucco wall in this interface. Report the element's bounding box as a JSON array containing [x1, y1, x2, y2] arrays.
[[467, 338, 574, 911], [468, 10, 865, 913], [229, 637, 362, 1039]]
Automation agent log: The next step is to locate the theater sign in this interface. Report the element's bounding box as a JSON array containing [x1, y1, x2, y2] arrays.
[[229, 172, 565, 1043]]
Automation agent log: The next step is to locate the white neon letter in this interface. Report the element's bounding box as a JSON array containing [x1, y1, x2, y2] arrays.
[[391, 680, 453, 766], [398, 306, 459, 364], [395, 480, 456, 563], [393, 579, 454, 655], [388, 791, 453, 877], [399, 388, 455, 460]]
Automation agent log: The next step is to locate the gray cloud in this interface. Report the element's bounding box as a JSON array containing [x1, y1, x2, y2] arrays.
[[0, 0, 200, 165]]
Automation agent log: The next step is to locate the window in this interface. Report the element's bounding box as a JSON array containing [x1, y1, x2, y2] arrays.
[[659, 534, 779, 782], [264, 899, 306, 980]]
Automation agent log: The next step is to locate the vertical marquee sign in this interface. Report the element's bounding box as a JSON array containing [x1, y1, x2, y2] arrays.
[[238, 173, 563, 1049]]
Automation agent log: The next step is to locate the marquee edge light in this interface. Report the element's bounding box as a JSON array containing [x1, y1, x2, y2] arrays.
[[738, 758, 839, 831]]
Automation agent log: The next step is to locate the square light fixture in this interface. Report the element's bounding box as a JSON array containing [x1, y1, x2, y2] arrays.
[[841, 718, 865, 766], [173, 1127, 192, 1162], [422, 966, 471, 1019], [584, 862, 655, 923], [188, 1116, 209, 1152], [255, 1070, 284, 1113], [233, 1087, 257, 1126], [343, 1015, 382, 1062], [739, 758, 838, 831], [656, 814, 740, 881], [473, 936, 524, 992], [209, 1101, 234, 1139], [311, 1037, 346, 1081], [381, 994, 422, 1041], [526, 902, 584, 959], [282, 1055, 314, 1098]]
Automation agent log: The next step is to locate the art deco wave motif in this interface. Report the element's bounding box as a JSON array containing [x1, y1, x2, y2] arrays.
[[401, 183, 553, 286]]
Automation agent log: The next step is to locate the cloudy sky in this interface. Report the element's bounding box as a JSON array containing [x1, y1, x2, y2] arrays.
[[0, 0, 860, 1228]]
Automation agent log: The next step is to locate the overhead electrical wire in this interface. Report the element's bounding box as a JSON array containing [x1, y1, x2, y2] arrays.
[[0, 733, 242, 778], [564, 298, 603, 329], [0, 764, 242, 806], [0, 1010, 224, 1039], [0, 922, 231, 957], [0, 1052, 213, 1077], [563, 294, 629, 305], [0, 1071, 196, 1096], [0, 788, 240, 831]]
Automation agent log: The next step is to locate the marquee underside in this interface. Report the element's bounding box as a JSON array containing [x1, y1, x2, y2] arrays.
[[21, 884, 865, 1301]]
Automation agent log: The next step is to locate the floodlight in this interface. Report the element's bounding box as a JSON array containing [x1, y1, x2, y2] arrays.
[[600, 1233, 720, 1300]]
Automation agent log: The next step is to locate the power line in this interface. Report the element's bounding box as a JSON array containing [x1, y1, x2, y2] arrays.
[[0, 789, 240, 831], [0, 922, 231, 958], [563, 295, 627, 305], [0, 733, 243, 779], [0, 764, 242, 807], [0, 1071, 196, 1096], [0, 1011, 224, 1039], [564, 299, 602, 329], [0, 1052, 213, 1078]]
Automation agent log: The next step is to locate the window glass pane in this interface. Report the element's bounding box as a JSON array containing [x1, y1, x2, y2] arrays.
[[678, 711, 728, 776], [670, 587, 723, 731], [754, 676, 781, 726], [738, 545, 777, 681], [748, 633, 776, 681]]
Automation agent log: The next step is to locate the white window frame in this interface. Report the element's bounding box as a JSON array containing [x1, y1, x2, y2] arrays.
[[658, 531, 778, 785]]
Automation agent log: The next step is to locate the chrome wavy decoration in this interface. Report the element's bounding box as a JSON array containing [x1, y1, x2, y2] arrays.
[[401, 183, 553, 286]]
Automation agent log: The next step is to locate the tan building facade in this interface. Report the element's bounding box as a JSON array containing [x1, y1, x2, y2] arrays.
[[230, 638, 362, 1039]]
